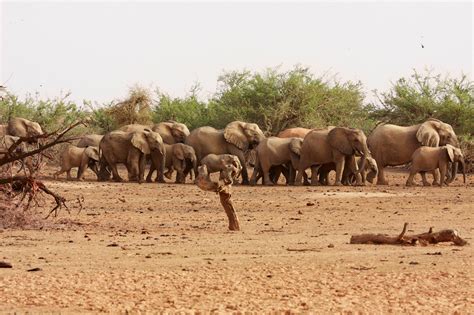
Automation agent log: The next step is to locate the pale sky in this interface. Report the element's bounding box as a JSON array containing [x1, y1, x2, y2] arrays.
[[1, 1, 472, 105]]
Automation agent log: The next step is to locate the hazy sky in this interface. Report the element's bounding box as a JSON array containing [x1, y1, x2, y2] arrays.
[[1, 1, 472, 105]]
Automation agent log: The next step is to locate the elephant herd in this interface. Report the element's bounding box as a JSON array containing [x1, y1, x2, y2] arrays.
[[0, 117, 467, 187]]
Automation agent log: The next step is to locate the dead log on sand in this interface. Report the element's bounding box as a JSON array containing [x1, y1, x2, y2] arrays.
[[195, 165, 240, 231], [350, 223, 468, 246]]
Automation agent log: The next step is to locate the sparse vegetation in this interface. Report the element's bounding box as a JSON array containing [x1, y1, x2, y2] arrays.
[[1, 67, 471, 141]]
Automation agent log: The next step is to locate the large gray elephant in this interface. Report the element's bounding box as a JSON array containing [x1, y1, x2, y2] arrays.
[[146, 143, 197, 183], [295, 127, 369, 186], [54, 145, 100, 180], [0, 117, 44, 143], [120, 121, 190, 144], [98, 129, 165, 183], [250, 137, 303, 185], [77, 134, 103, 148], [151, 121, 190, 144], [367, 118, 458, 185], [185, 121, 265, 184]]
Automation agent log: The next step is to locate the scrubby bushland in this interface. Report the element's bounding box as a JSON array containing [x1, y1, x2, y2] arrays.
[[1, 67, 471, 142], [370, 69, 473, 137]]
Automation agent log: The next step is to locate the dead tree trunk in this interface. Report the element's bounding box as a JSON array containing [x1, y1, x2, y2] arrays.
[[218, 185, 240, 231], [350, 223, 468, 246], [195, 165, 241, 231]]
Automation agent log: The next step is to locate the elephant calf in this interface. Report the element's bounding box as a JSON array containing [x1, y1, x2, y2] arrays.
[[54, 145, 100, 180], [200, 154, 242, 184], [406, 144, 466, 187]]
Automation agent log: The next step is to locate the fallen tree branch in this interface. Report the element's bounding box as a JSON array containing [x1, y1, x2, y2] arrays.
[[350, 223, 468, 246]]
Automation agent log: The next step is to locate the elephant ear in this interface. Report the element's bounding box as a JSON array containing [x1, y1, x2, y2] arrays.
[[131, 132, 150, 155], [416, 121, 440, 147], [223, 121, 248, 150], [289, 138, 303, 156], [84, 146, 100, 161], [173, 144, 185, 160], [328, 128, 353, 156], [445, 145, 455, 163]]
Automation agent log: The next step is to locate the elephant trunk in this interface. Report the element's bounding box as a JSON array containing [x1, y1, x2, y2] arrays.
[[446, 162, 458, 184], [192, 158, 198, 180]]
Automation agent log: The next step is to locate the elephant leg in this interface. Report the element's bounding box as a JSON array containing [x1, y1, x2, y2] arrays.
[[420, 171, 431, 186], [376, 163, 388, 185], [334, 155, 345, 186], [432, 169, 441, 186], [302, 171, 310, 186], [288, 164, 295, 185], [110, 163, 123, 182], [249, 164, 260, 186], [310, 165, 320, 186], [53, 168, 66, 180], [261, 161, 273, 186], [66, 170, 72, 181], [439, 166, 447, 187], [157, 152, 166, 183], [164, 167, 174, 180], [137, 154, 147, 184], [146, 161, 155, 183], [295, 160, 311, 186], [405, 169, 417, 186], [430, 170, 440, 186]]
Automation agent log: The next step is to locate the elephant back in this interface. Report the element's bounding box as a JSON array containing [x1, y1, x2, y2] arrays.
[[185, 126, 225, 160], [77, 134, 103, 148]]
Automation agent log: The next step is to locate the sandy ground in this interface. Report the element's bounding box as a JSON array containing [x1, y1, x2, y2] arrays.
[[0, 168, 473, 313]]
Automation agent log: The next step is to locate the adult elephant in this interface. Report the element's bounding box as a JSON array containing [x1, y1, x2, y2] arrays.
[[0, 117, 44, 143], [151, 121, 190, 144], [185, 121, 265, 184], [98, 129, 165, 183], [277, 127, 311, 139], [295, 127, 369, 186], [120, 121, 190, 144], [77, 134, 103, 148], [250, 137, 303, 185], [367, 119, 458, 185]]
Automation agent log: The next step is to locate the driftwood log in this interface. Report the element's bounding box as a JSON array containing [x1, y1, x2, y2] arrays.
[[195, 165, 240, 231], [350, 223, 468, 246]]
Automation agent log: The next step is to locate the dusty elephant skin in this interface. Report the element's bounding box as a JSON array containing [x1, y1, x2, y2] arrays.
[[0, 169, 472, 313]]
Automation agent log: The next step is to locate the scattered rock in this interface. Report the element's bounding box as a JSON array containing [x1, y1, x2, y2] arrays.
[[306, 202, 315, 206], [327, 243, 335, 248], [107, 243, 119, 247], [409, 261, 419, 265], [27, 267, 42, 272]]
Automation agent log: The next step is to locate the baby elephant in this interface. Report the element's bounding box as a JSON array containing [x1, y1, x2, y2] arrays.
[[200, 154, 242, 184], [54, 145, 100, 180], [406, 144, 466, 187]]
